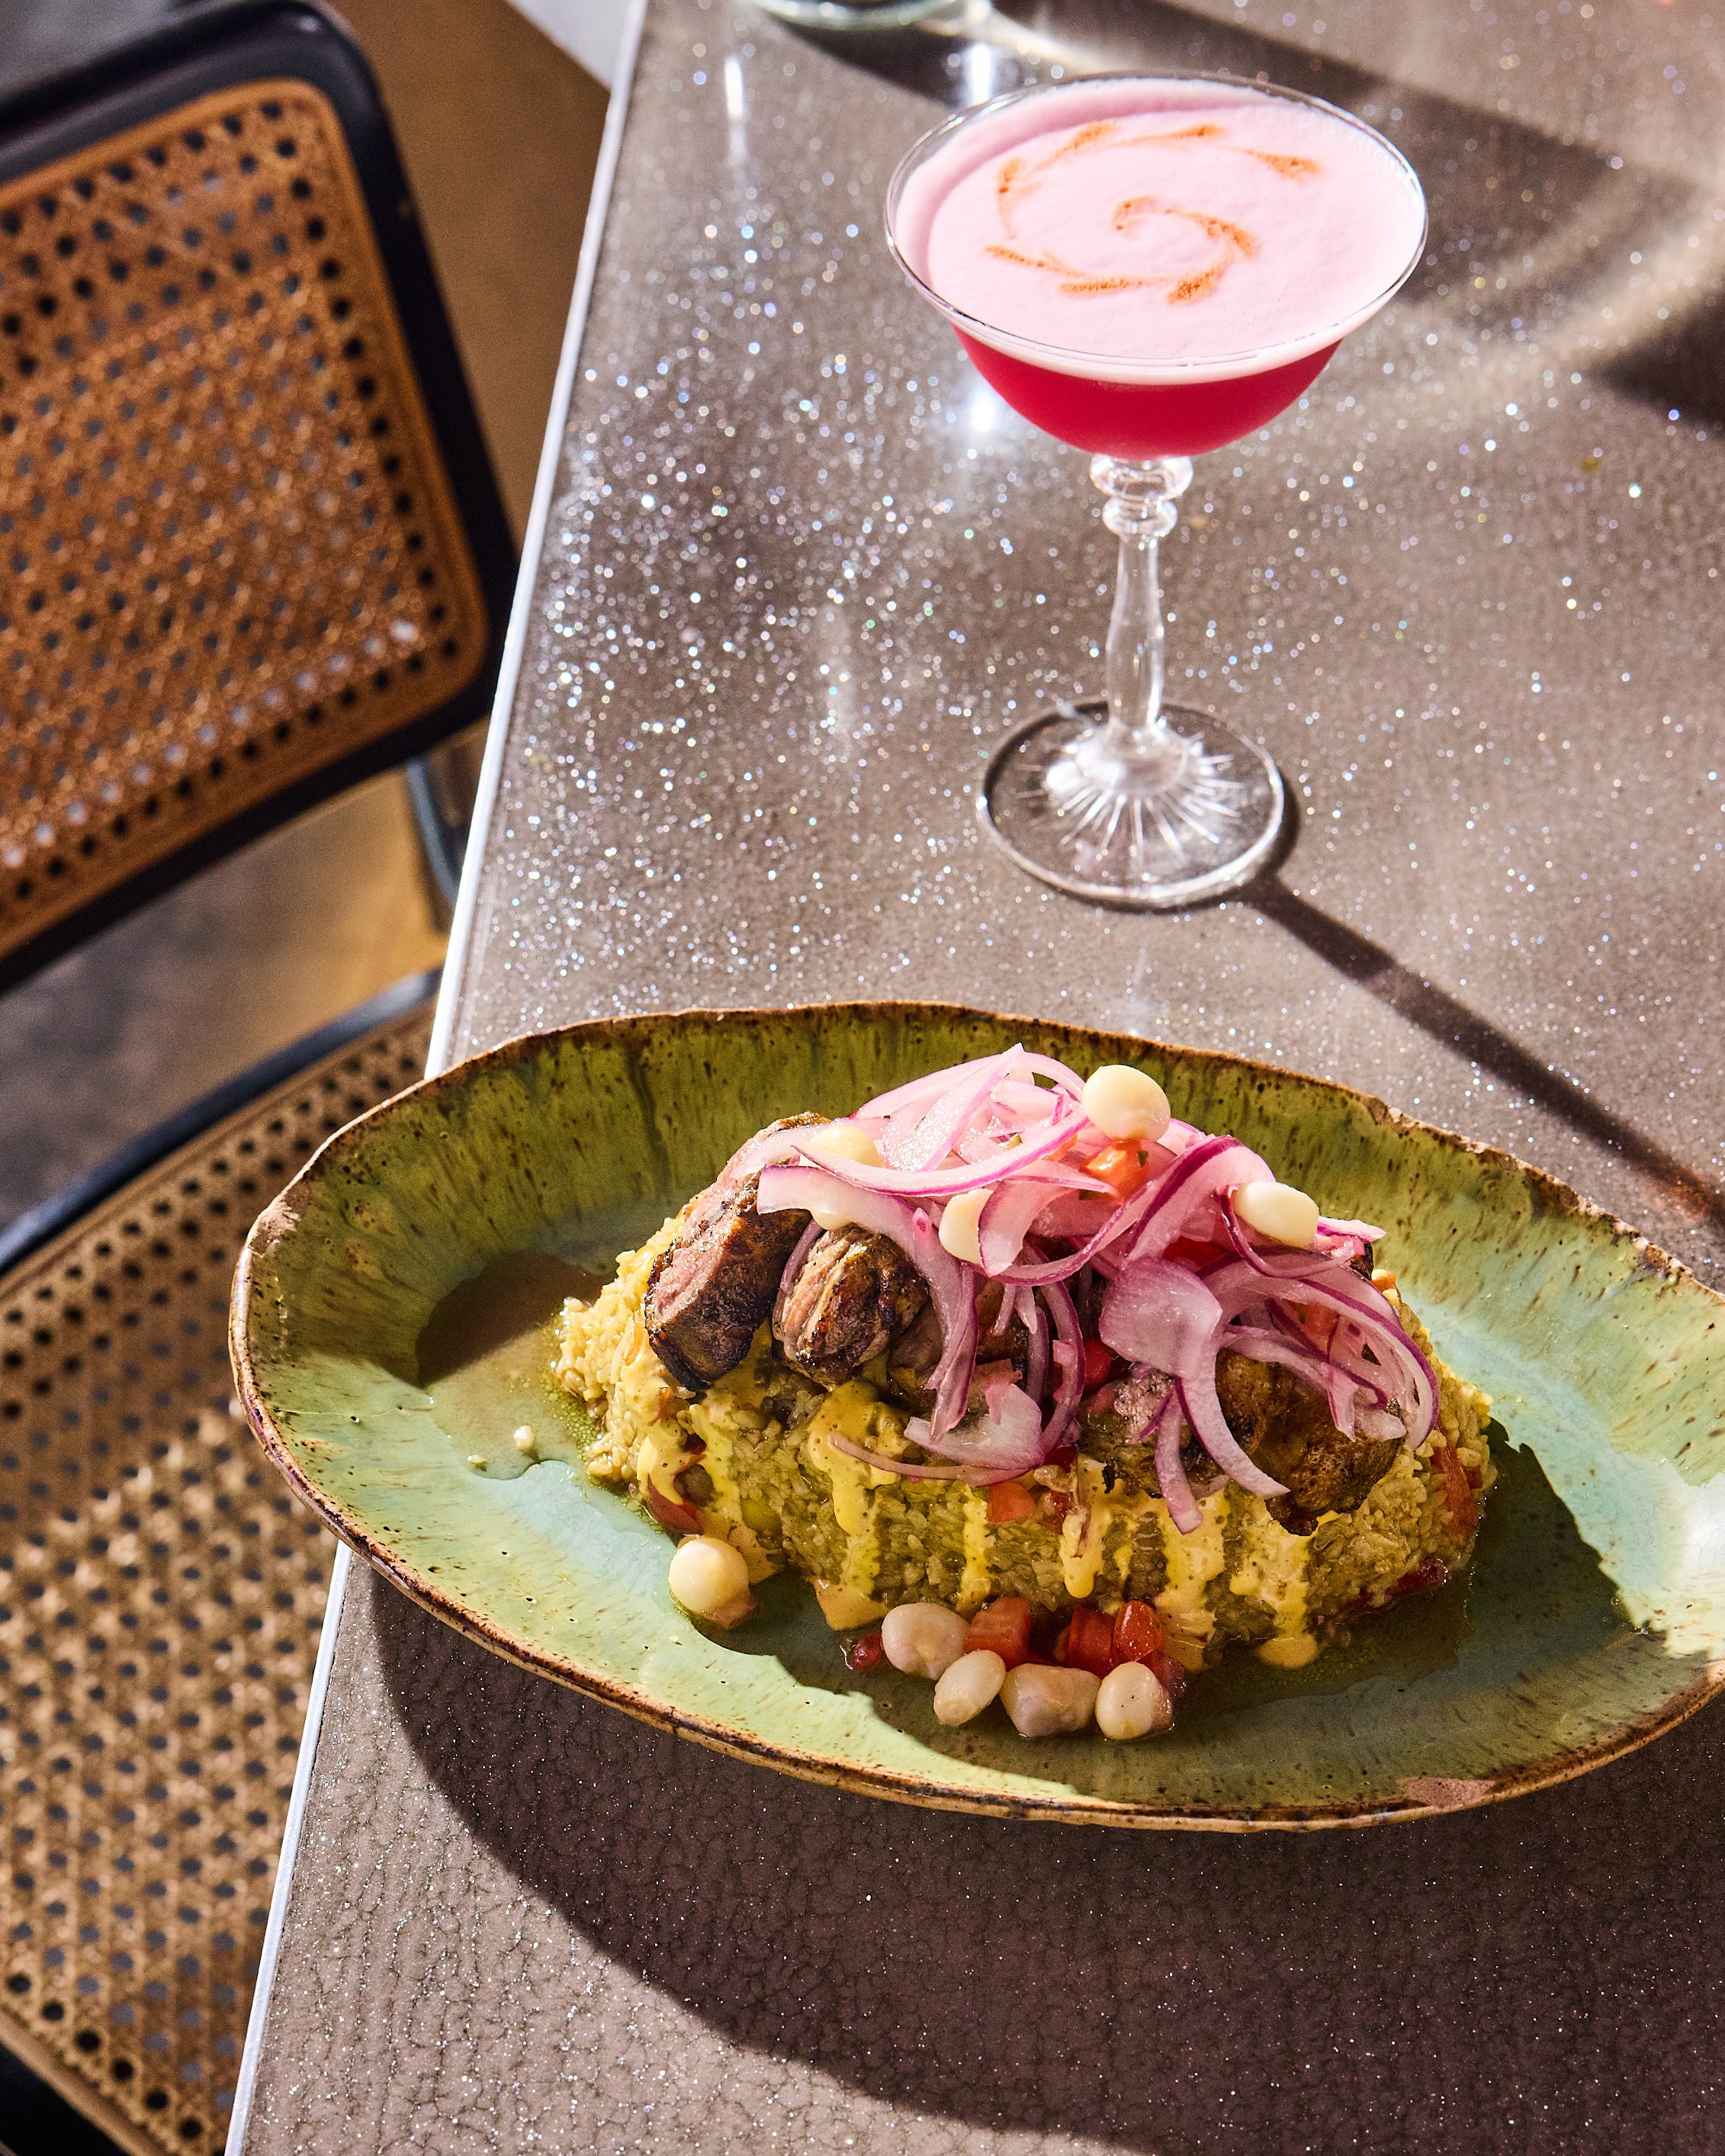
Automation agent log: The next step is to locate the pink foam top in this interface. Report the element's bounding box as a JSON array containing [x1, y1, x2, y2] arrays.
[[893, 78, 1425, 383]]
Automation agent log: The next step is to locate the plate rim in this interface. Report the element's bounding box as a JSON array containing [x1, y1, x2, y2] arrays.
[[230, 998, 1723, 1831]]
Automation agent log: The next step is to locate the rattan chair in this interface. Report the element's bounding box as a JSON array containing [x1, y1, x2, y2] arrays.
[[0, 0, 514, 988], [0, 972, 437, 2155]]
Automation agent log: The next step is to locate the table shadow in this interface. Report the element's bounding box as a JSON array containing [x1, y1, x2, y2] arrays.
[[374, 1558, 1725, 2151], [1240, 863, 1725, 1251]]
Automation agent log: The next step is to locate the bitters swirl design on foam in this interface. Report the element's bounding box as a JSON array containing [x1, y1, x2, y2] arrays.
[[985, 117, 1319, 308]]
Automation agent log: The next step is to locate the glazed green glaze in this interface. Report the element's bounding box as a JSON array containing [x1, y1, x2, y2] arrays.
[[231, 1004, 1725, 1828]]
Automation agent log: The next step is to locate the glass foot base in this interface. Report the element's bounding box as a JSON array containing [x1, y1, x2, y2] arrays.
[[980, 702, 1286, 908]]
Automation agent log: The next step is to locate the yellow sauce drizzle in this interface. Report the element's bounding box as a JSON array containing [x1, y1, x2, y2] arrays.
[[1059, 1458, 1112, 1600], [1155, 1485, 1229, 1644], [805, 1382, 901, 1595], [959, 1487, 992, 1612], [1230, 1502, 1315, 1664]]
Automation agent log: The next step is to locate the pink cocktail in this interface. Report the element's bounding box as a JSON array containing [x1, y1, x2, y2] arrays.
[[885, 76, 1427, 906]]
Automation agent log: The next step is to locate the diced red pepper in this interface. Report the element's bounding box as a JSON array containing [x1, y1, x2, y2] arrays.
[[1110, 1599, 1164, 1668], [844, 1629, 885, 1672], [1147, 1648, 1187, 1702], [1390, 1554, 1450, 1599], [1041, 1487, 1074, 1526], [987, 1479, 1036, 1525], [1432, 1443, 1477, 1539], [644, 1480, 703, 1538], [1079, 1336, 1114, 1390], [1084, 1142, 1155, 1200], [1046, 1444, 1078, 1469], [1164, 1235, 1224, 1271], [1062, 1605, 1116, 1679], [964, 1596, 1033, 1669]]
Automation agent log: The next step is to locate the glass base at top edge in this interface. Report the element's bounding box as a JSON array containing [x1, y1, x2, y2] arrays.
[[980, 702, 1286, 909], [750, 0, 953, 27]]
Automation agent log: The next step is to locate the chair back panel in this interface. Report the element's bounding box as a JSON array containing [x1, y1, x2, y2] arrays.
[[0, 994, 435, 2156], [0, 79, 489, 969]]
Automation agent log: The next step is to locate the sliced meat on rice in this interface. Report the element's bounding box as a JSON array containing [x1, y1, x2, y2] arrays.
[[773, 1225, 930, 1384], [644, 1114, 826, 1392]]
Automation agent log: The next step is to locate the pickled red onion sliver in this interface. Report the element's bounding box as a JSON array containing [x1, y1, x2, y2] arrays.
[[906, 1379, 1046, 1477], [857, 1047, 1083, 1124], [1039, 1279, 1085, 1448], [825, 1432, 1016, 1486], [1099, 1258, 1223, 1379], [793, 1103, 1084, 1198], [1152, 1391, 1202, 1534]]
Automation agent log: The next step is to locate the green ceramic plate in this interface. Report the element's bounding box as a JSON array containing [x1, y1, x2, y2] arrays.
[[231, 1003, 1725, 1830]]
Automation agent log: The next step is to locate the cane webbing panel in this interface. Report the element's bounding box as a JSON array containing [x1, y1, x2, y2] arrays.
[[0, 81, 487, 967], [0, 997, 434, 2156]]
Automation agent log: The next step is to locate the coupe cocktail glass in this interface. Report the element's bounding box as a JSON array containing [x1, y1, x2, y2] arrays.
[[885, 75, 1427, 907]]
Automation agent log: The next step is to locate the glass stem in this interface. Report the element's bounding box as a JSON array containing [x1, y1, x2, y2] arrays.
[[1092, 453, 1193, 763]]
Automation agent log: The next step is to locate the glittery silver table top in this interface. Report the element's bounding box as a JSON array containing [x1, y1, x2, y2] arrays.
[[236, 2, 1725, 2148]]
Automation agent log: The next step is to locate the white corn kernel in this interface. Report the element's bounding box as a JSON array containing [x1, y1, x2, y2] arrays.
[[513, 1425, 538, 1455], [810, 1121, 884, 1169], [1095, 1660, 1173, 1740], [933, 1649, 1007, 1726], [667, 1535, 753, 1625], [1233, 1179, 1321, 1248], [937, 1187, 988, 1265], [999, 1663, 1100, 1737], [1081, 1065, 1171, 1143], [881, 1602, 971, 1680], [466, 1454, 488, 1470]]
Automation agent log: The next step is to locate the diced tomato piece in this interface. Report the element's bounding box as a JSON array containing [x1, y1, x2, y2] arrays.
[[1063, 1605, 1116, 1679], [844, 1630, 884, 1672], [1046, 1444, 1078, 1469], [964, 1596, 1033, 1669], [1110, 1599, 1164, 1668], [1390, 1554, 1450, 1599], [1433, 1443, 1477, 1539], [1084, 1142, 1156, 1200], [987, 1479, 1036, 1525], [1147, 1648, 1187, 1702], [1294, 1302, 1338, 1351], [644, 1480, 703, 1537], [1080, 1336, 1114, 1390], [1164, 1235, 1223, 1271]]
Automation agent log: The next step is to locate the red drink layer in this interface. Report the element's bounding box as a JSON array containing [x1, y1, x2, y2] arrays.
[[952, 332, 1337, 458], [892, 78, 1425, 459]]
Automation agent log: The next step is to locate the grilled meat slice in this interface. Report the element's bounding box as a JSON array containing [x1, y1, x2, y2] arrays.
[[645, 1114, 826, 1392], [1216, 1352, 1401, 1535], [773, 1226, 930, 1384]]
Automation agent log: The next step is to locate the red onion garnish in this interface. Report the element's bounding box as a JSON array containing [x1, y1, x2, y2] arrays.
[[824, 1432, 1006, 1485], [1152, 1390, 1202, 1534], [746, 1047, 1434, 1535], [906, 1378, 1046, 1479]]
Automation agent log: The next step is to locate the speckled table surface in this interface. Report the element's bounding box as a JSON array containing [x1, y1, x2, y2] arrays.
[[234, 0, 1725, 2147]]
